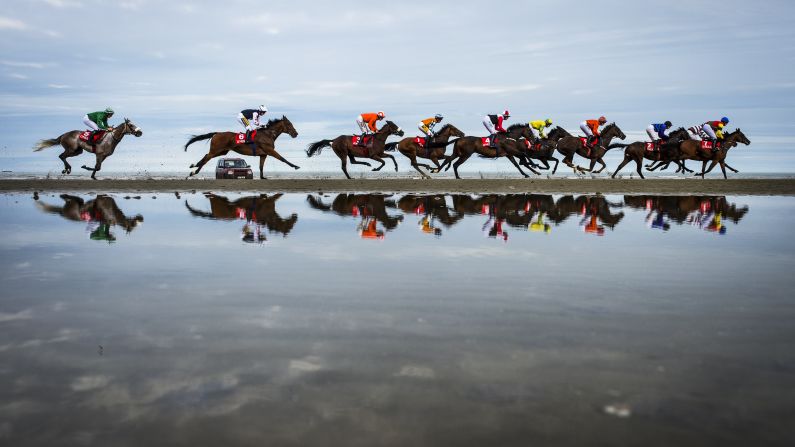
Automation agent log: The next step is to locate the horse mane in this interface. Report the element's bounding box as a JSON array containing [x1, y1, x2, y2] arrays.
[[506, 123, 528, 132], [261, 116, 287, 129], [437, 123, 454, 133]]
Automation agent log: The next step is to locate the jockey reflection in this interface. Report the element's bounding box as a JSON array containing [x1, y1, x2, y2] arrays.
[[35, 194, 143, 243]]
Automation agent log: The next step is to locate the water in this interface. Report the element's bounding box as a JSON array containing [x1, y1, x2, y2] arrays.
[[1, 192, 794, 446]]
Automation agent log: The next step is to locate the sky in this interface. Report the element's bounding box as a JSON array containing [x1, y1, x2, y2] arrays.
[[1, 0, 794, 174]]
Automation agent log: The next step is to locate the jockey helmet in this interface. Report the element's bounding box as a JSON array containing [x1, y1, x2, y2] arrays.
[[598, 116, 607, 124], [664, 120, 672, 128], [377, 111, 385, 119], [503, 110, 511, 118], [259, 104, 268, 113], [435, 114, 443, 121], [545, 119, 553, 126], [105, 107, 114, 114], [721, 116, 729, 124]]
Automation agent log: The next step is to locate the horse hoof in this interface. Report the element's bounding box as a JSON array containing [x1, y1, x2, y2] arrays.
[[61, 170, 66, 174], [294, 166, 300, 170]]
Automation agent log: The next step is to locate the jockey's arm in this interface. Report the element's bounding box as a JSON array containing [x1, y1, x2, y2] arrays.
[[368, 120, 378, 132]]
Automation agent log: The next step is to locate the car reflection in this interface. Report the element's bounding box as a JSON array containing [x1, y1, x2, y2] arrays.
[[623, 196, 749, 234], [307, 194, 403, 239], [185, 193, 298, 243], [35, 194, 144, 242]]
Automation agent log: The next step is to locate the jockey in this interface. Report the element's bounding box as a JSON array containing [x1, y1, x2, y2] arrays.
[[239, 105, 267, 139], [704, 117, 729, 141], [357, 111, 385, 137], [418, 114, 443, 139], [646, 121, 673, 142], [529, 119, 553, 140], [83, 107, 114, 140], [687, 122, 706, 141], [580, 116, 606, 147], [483, 110, 510, 147]]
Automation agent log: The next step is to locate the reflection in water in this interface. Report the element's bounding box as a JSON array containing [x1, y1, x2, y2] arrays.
[[35, 194, 144, 242], [4, 192, 792, 446], [185, 193, 298, 243], [307, 194, 403, 239]]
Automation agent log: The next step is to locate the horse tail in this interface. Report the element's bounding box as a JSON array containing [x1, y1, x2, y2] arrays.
[[607, 143, 629, 149], [33, 136, 62, 152], [384, 142, 398, 152], [306, 139, 332, 157], [184, 132, 217, 151]]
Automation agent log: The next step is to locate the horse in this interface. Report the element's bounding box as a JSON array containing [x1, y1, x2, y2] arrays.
[[519, 126, 569, 174], [185, 193, 298, 238], [35, 194, 144, 241], [382, 124, 465, 179], [555, 123, 626, 174], [437, 123, 541, 179], [684, 129, 751, 178], [183, 116, 299, 179], [33, 118, 143, 180], [610, 127, 690, 179], [305, 121, 404, 179]]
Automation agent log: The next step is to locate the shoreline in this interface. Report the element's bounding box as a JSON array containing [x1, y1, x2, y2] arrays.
[[1, 178, 795, 195]]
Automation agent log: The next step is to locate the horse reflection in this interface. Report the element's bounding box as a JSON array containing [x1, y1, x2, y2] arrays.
[[185, 193, 298, 242], [307, 194, 403, 239], [397, 195, 464, 237], [35, 194, 144, 242], [623, 196, 749, 234]]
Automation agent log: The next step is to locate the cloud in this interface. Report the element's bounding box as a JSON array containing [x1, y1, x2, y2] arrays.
[[47, 83, 71, 89], [42, 0, 84, 7], [0, 309, 33, 323], [2, 60, 48, 69], [0, 16, 27, 30], [7, 73, 28, 79], [71, 375, 111, 391]]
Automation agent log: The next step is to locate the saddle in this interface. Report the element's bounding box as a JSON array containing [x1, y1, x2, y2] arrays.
[[578, 136, 599, 157], [234, 130, 257, 145], [78, 130, 106, 145], [700, 140, 721, 151], [645, 140, 665, 152], [352, 134, 374, 148], [524, 140, 543, 151]]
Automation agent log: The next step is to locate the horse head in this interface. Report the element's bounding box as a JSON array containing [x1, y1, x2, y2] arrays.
[[264, 116, 298, 138], [437, 124, 465, 138], [381, 120, 404, 137], [506, 123, 532, 140], [121, 118, 143, 137], [731, 128, 750, 145], [547, 126, 570, 140], [602, 123, 625, 140], [668, 127, 689, 141]]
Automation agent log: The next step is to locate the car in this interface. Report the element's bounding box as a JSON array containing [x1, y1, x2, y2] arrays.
[[215, 158, 253, 179]]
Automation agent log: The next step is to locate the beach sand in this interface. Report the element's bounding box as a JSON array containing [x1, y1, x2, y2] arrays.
[[2, 178, 794, 195]]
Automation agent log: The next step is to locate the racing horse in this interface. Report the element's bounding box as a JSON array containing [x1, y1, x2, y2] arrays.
[[684, 129, 750, 179], [437, 123, 541, 179], [382, 124, 465, 179], [519, 126, 569, 174], [555, 123, 626, 174], [609, 127, 690, 179], [33, 118, 143, 180], [184, 116, 300, 179], [305, 121, 404, 179]]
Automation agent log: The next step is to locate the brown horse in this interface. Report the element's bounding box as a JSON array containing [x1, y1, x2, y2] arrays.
[[681, 129, 751, 178], [382, 124, 465, 179], [184, 116, 300, 179], [35, 194, 144, 241], [438, 124, 540, 179], [34, 118, 143, 179], [519, 126, 569, 174], [185, 193, 298, 238], [555, 123, 626, 174], [610, 127, 690, 179], [305, 121, 404, 179]]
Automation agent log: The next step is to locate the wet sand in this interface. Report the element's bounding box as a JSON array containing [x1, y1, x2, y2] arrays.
[[1, 178, 795, 195]]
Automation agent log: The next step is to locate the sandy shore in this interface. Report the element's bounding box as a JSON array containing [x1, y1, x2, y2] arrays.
[[2, 178, 795, 195]]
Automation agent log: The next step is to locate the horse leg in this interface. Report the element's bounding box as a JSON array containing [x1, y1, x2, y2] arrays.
[[725, 163, 739, 173], [382, 153, 399, 172], [550, 157, 559, 175], [634, 155, 645, 179], [339, 153, 352, 179], [429, 156, 442, 173], [506, 155, 530, 178], [59, 151, 72, 174], [267, 149, 300, 170], [409, 155, 431, 179], [612, 154, 632, 178], [347, 154, 371, 167], [695, 160, 709, 177], [452, 153, 472, 179], [370, 155, 387, 171], [189, 152, 215, 176], [259, 155, 268, 179], [594, 157, 607, 174], [81, 154, 106, 180]]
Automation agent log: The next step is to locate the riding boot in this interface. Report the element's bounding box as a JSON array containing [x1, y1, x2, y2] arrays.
[[490, 134, 497, 149], [245, 130, 251, 143], [586, 135, 594, 147]]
